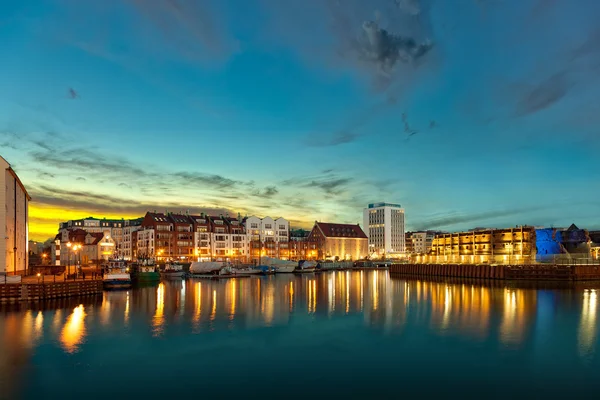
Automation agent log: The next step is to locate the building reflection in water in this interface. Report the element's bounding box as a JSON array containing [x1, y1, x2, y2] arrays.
[[60, 305, 86, 353], [153, 283, 165, 337], [4, 272, 597, 365], [578, 289, 598, 358]]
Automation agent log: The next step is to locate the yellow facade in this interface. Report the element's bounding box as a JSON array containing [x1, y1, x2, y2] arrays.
[[323, 237, 368, 261], [422, 227, 536, 264]]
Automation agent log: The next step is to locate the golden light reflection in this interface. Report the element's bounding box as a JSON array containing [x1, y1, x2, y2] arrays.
[[328, 276, 334, 314], [578, 289, 598, 357], [289, 281, 294, 312], [34, 311, 44, 340], [60, 305, 86, 353], [346, 271, 350, 314], [193, 282, 202, 325], [230, 280, 237, 319], [262, 283, 275, 326], [499, 289, 528, 345], [125, 292, 130, 324], [442, 286, 452, 329], [372, 271, 379, 312], [210, 289, 217, 321], [180, 281, 186, 316], [360, 271, 364, 312], [153, 283, 165, 336]]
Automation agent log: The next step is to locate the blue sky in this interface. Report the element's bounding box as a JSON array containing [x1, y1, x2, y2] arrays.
[[1, 0, 600, 240]]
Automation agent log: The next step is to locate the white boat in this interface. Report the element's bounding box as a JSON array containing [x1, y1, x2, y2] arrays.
[[260, 257, 298, 273], [295, 260, 317, 273], [161, 263, 185, 279], [103, 260, 132, 289], [190, 261, 229, 275]]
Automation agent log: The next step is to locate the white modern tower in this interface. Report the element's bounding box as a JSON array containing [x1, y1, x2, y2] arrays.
[[363, 202, 405, 258]]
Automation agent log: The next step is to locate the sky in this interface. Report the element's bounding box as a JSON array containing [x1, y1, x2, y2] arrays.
[[1, 0, 600, 242]]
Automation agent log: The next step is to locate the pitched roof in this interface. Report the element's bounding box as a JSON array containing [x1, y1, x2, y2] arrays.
[[87, 232, 105, 245], [315, 222, 367, 239]]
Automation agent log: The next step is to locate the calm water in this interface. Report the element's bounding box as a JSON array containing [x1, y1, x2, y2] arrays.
[[2, 271, 600, 399]]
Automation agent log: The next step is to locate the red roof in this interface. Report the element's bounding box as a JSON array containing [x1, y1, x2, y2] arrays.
[[315, 222, 367, 239], [86, 232, 105, 245]]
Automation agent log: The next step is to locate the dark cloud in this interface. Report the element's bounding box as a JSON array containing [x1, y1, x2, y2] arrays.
[[37, 172, 55, 179], [515, 71, 571, 116], [412, 207, 539, 231], [306, 130, 359, 147], [30, 183, 236, 219], [30, 147, 148, 177], [283, 173, 351, 196], [76, 177, 86, 181], [172, 171, 239, 189], [359, 20, 433, 78], [263, 186, 278, 197], [118, 182, 132, 189]]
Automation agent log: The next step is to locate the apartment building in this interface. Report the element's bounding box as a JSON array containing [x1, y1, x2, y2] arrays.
[[244, 216, 290, 262], [1, 155, 30, 276]]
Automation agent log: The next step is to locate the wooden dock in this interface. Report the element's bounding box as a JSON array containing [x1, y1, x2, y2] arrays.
[[389, 263, 600, 281], [0, 280, 103, 303]]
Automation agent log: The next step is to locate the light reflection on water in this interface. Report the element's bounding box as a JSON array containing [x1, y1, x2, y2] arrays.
[[1, 271, 600, 398]]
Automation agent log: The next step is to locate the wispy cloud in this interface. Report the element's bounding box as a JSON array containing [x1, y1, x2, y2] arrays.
[[515, 71, 571, 117]]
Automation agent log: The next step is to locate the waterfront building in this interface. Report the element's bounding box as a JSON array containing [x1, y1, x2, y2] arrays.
[[122, 219, 143, 261], [363, 202, 405, 259], [138, 212, 249, 263], [206, 214, 248, 263], [409, 231, 438, 254], [307, 222, 368, 261], [404, 232, 414, 254], [0, 155, 30, 277], [140, 212, 192, 261], [58, 217, 138, 259], [80, 232, 116, 265], [244, 216, 290, 262], [136, 228, 155, 261], [427, 226, 536, 264]]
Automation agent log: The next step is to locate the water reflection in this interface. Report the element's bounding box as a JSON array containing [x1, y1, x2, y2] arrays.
[[153, 283, 165, 336], [1, 272, 599, 359], [60, 305, 86, 353], [579, 289, 598, 358]]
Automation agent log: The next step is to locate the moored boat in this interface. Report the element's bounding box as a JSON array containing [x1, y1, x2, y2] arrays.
[[161, 263, 185, 279], [133, 264, 160, 282], [103, 260, 132, 290], [231, 267, 263, 276], [295, 260, 317, 273], [260, 257, 297, 273]]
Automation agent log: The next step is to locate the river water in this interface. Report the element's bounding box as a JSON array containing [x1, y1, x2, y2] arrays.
[[1, 271, 600, 399]]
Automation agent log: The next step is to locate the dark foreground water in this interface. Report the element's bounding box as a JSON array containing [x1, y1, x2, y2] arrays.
[[2, 271, 600, 399]]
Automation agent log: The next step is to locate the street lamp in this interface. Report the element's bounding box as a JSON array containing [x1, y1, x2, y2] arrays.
[[66, 242, 72, 278]]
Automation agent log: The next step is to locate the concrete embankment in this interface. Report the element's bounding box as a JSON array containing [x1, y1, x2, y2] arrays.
[[0, 280, 103, 302], [389, 263, 600, 281]]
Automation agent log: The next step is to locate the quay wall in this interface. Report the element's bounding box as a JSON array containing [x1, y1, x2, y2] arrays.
[[0, 280, 103, 302], [389, 263, 600, 281]]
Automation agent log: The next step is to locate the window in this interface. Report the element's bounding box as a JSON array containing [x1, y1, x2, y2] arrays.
[[279, 225, 286, 230], [265, 224, 272, 229], [251, 223, 258, 229]]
